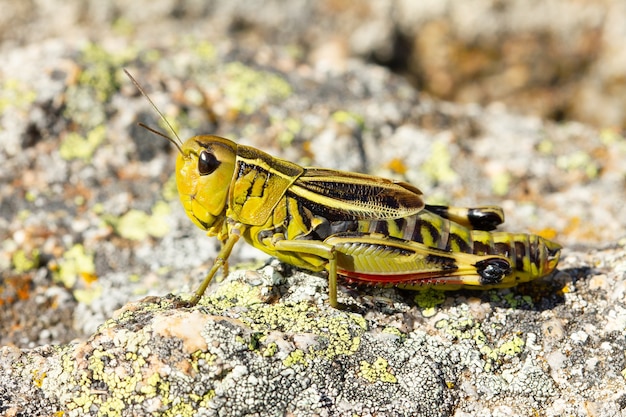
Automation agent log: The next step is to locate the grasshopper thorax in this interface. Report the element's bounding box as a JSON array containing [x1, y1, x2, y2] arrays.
[[176, 135, 237, 233]]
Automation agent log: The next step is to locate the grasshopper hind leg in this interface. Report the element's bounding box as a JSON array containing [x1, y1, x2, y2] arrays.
[[425, 204, 505, 231]]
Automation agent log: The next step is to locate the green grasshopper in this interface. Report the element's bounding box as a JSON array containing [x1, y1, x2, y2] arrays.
[[126, 70, 561, 308]]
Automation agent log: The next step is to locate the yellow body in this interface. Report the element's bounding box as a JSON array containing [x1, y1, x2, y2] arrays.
[[174, 135, 561, 308]]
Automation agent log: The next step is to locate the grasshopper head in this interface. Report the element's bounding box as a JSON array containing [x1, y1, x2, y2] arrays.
[[176, 135, 237, 233], [123, 71, 238, 233]]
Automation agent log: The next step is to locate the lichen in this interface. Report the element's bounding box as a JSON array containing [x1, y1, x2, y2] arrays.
[[217, 62, 292, 116], [59, 125, 107, 161], [358, 357, 397, 383], [413, 288, 447, 317], [105, 201, 171, 241], [11, 248, 40, 273], [53, 244, 96, 289]]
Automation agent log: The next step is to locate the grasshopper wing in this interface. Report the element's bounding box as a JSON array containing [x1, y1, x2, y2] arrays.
[[289, 168, 424, 220]]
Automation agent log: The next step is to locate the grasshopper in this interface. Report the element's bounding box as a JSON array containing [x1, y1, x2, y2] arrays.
[[125, 70, 561, 308]]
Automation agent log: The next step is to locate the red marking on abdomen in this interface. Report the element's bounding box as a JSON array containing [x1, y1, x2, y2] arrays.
[[338, 269, 464, 286]]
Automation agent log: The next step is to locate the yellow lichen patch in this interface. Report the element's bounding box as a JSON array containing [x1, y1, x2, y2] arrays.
[[421, 139, 458, 184], [0, 78, 37, 113], [221, 62, 292, 115], [358, 357, 397, 384], [32, 369, 47, 388], [108, 201, 171, 241], [162, 174, 179, 202], [381, 326, 405, 339], [11, 248, 40, 273], [435, 305, 529, 371], [498, 336, 525, 356], [491, 171, 511, 196], [269, 116, 303, 149], [76, 42, 137, 103], [262, 342, 278, 358], [331, 110, 365, 128], [556, 150, 599, 179], [205, 278, 268, 310], [190, 350, 217, 374], [53, 244, 96, 289], [283, 349, 307, 367], [195, 42, 216, 61], [207, 281, 367, 365], [413, 289, 447, 317], [66, 329, 171, 415], [59, 126, 106, 161]]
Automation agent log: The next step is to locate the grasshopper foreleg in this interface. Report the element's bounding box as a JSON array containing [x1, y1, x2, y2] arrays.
[[189, 227, 243, 306]]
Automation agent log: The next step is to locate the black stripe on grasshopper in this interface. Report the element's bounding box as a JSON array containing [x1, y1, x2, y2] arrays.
[[425, 204, 505, 231]]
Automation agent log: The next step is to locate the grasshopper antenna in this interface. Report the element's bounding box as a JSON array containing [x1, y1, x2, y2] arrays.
[[124, 68, 184, 155]]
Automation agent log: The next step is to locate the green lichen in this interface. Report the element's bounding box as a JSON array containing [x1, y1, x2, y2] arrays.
[[414, 289, 446, 317], [189, 39, 217, 62], [206, 280, 367, 365], [17, 209, 31, 221], [107, 201, 171, 241], [11, 248, 40, 273], [263, 342, 278, 358], [502, 292, 534, 309], [331, 110, 365, 128], [111, 17, 134, 37], [600, 127, 624, 145], [77, 42, 137, 103], [273, 116, 303, 148], [556, 150, 599, 179], [283, 349, 307, 367], [435, 307, 528, 370], [53, 244, 96, 289], [499, 336, 525, 356], [65, 329, 185, 416], [359, 357, 397, 384], [162, 174, 179, 201], [63, 42, 137, 133], [491, 171, 511, 196], [381, 326, 405, 339], [0, 78, 37, 113], [221, 62, 292, 115], [59, 125, 106, 161], [205, 279, 268, 310], [421, 139, 458, 184], [537, 139, 555, 154], [242, 301, 366, 363], [75, 287, 105, 305]]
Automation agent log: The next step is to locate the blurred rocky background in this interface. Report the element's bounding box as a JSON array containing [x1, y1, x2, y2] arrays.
[[4, 0, 626, 128]]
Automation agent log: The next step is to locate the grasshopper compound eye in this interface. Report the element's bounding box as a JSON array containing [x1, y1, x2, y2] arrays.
[[198, 150, 221, 176]]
